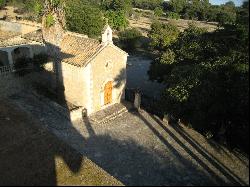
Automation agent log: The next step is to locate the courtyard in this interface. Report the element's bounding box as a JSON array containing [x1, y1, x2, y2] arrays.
[[0, 90, 248, 186]]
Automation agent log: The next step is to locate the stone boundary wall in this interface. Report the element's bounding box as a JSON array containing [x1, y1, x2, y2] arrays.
[[32, 88, 85, 121], [0, 20, 40, 34]]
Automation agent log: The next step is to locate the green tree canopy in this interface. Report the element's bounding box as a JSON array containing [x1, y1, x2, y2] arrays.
[[148, 21, 180, 51], [132, 0, 163, 10], [64, 0, 105, 38], [118, 28, 142, 51], [0, 0, 5, 9], [148, 2, 249, 153]]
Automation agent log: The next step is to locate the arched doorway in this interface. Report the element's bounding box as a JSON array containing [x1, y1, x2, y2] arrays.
[[104, 81, 113, 105]]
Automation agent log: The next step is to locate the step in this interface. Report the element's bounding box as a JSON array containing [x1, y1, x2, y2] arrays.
[[89, 101, 133, 125]]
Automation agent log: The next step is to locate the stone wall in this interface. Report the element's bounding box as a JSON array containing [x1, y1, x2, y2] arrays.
[[57, 62, 89, 108], [91, 44, 127, 113], [0, 20, 40, 34]]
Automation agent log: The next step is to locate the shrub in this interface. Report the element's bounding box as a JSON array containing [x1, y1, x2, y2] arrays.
[[105, 10, 129, 31], [0, 0, 5, 9], [154, 7, 164, 17], [167, 12, 180, 20], [118, 28, 142, 51], [45, 13, 55, 28], [148, 21, 180, 51], [65, 1, 105, 38]]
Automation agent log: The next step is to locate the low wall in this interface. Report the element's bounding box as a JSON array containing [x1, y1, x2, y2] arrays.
[[0, 20, 40, 34]]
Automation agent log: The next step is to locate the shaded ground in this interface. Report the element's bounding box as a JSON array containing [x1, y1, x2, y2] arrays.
[[0, 99, 123, 186], [126, 55, 165, 98], [7, 91, 249, 186]]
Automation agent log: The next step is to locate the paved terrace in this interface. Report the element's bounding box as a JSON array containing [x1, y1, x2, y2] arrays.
[[5, 91, 250, 186]]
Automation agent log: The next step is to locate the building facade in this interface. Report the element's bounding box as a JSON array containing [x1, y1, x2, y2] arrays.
[[42, 13, 128, 115]]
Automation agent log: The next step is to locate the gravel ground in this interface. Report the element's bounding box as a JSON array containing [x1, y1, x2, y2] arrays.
[[126, 55, 165, 98], [8, 91, 249, 186], [0, 98, 123, 186]]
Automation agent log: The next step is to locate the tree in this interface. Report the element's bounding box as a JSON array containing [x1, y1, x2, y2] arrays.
[[102, 0, 132, 14], [168, 0, 187, 13], [65, 0, 105, 38], [132, 0, 163, 10], [105, 10, 128, 31], [154, 6, 164, 17], [148, 21, 180, 51], [118, 28, 142, 51], [148, 3, 249, 153], [0, 0, 5, 9], [216, 1, 237, 25]]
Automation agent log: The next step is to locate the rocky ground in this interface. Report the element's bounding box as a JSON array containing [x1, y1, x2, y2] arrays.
[[4, 90, 249, 186]]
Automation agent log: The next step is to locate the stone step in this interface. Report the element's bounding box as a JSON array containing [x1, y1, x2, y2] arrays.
[[89, 101, 133, 125]]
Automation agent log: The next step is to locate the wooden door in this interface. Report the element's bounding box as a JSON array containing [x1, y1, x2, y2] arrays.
[[104, 81, 112, 105]]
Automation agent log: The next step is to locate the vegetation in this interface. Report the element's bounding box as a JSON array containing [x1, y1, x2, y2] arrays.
[[148, 21, 180, 51], [118, 28, 142, 51], [101, 0, 132, 31], [105, 10, 128, 31], [0, 0, 5, 9], [132, 0, 163, 10], [45, 13, 55, 28], [154, 7, 164, 17], [64, 0, 105, 38], [164, 0, 238, 24], [148, 2, 249, 153], [166, 12, 180, 20]]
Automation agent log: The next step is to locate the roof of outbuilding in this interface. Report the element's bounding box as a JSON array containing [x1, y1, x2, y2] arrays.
[[22, 29, 43, 43], [0, 29, 43, 48], [0, 36, 29, 47]]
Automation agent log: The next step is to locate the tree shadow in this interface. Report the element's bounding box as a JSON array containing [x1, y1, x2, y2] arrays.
[[62, 115, 221, 186], [140, 111, 247, 185]]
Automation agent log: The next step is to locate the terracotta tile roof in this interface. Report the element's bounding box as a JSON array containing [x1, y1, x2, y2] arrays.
[[0, 29, 43, 47], [58, 33, 103, 67], [22, 29, 43, 43]]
